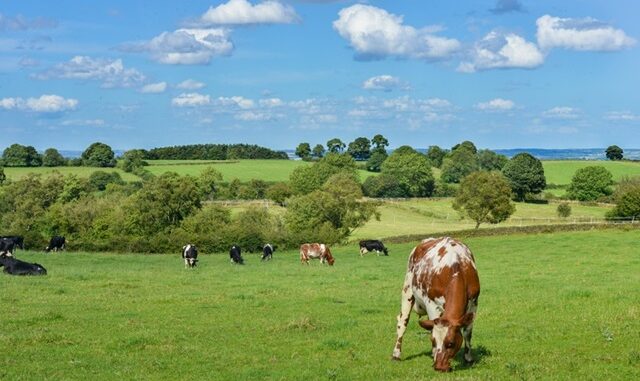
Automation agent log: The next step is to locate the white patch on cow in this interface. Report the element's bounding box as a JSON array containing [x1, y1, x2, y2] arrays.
[[425, 296, 446, 320], [432, 323, 448, 355]]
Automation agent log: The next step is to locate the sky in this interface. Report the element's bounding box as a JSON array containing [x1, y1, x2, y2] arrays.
[[0, 0, 639, 151]]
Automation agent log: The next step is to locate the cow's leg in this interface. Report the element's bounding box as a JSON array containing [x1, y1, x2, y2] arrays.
[[359, 247, 365, 257], [392, 277, 414, 360], [462, 323, 474, 363]]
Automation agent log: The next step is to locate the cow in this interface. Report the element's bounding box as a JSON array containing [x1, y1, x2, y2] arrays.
[[300, 243, 335, 266], [182, 244, 198, 268], [45, 236, 65, 252], [0, 253, 47, 276], [359, 239, 389, 256], [230, 245, 244, 265], [261, 244, 276, 261], [0, 238, 17, 255], [391, 237, 480, 372], [0, 236, 24, 253]]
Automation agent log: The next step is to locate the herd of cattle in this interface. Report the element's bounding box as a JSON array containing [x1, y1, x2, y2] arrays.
[[1, 234, 478, 372]]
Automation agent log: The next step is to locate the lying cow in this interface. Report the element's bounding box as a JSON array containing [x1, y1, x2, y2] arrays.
[[45, 236, 65, 252], [182, 244, 198, 268], [230, 245, 244, 265], [300, 243, 335, 266], [261, 244, 276, 261], [359, 239, 389, 256], [0, 253, 47, 276], [392, 237, 480, 372]]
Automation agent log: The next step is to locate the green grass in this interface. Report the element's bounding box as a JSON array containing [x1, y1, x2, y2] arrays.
[[1, 230, 639, 380], [2, 166, 140, 181], [543, 160, 640, 186]]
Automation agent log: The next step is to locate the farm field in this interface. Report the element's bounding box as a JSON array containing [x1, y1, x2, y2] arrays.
[[1, 230, 638, 380], [542, 160, 640, 186]]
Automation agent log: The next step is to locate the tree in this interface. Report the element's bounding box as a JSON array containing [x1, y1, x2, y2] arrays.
[[2, 144, 42, 167], [426, 145, 447, 168], [566, 166, 613, 201], [326, 138, 346, 153], [118, 149, 147, 172], [266, 182, 292, 206], [42, 148, 66, 167], [477, 149, 508, 171], [197, 167, 223, 200], [312, 144, 325, 159], [605, 145, 623, 161], [347, 137, 371, 161], [362, 174, 405, 198], [452, 141, 478, 154], [289, 152, 358, 195], [441, 148, 479, 183], [82, 142, 116, 167], [557, 203, 572, 218], [381, 146, 435, 197], [295, 142, 311, 160], [366, 151, 387, 172], [607, 187, 640, 220], [88, 171, 124, 191], [502, 153, 546, 201], [453, 171, 515, 229], [371, 134, 389, 153]]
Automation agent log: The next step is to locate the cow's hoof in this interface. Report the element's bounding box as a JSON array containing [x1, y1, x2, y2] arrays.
[[391, 356, 401, 361]]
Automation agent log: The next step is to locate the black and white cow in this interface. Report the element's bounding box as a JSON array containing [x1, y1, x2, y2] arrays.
[[359, 239, 389, 257], [45, 236, 65, 252], [261, 244, 276, 261], [182, 244, 198, 268], [230, 245, 244, 265], [0, 236, 24, 253], [0, 253, 47, 276]]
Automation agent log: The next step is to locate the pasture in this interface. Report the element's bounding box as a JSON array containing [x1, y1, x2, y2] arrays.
[[1, 230, 638, 380], [542, 160, 640, 186], [1, 166, 139, 182]]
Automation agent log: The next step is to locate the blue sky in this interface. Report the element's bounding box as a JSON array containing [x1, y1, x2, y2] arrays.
[[1, 0, 638, 151]]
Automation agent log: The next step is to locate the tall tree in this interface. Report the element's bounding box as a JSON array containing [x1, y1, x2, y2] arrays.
[[566, 166, 614, 201], [605, 145, 623, 161], [2, 144, 42, 167], [42, 148, 66, 167], [82, 142, 116, 167], [453, 171, 515, 229], [347, 137, 371, 161], [501, 153, 546, 201], [312, 144, 325, 159], [326, 138, 346, 153], [371, 134, 389, 153], [477, 149, 508, 171], [451, 141, 478, 154], [295, 142, 312, 160], [381, 146, 435, 197], [426, 145, 447, 168], [441, 148, 479, 183]]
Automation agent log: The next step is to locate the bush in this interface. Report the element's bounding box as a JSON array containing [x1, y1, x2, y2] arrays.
[[607, 187, 640, 220], [566, 166, 613, 201], [440, 148, 479, 183], [362, 174, 405, 198], [42, 148, 66, 167], [266, 182, 292, 206], [366, 151, 387, 172], [88, 171, 124, 191], [289, 153, 358, 195], [557, 203, 572, 218], [381, 146, 434, 197]]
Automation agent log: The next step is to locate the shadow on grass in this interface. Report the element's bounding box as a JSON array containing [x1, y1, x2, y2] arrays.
[[401, 345, 492, 371]]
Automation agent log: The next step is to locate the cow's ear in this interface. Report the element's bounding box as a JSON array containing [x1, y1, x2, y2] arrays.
[[459, 312, 475, 327], [419, 319, 435, 331]]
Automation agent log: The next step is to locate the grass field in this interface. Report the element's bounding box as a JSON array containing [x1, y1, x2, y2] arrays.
[[543, 160, 640, 186], [1, 230, 638, 380], [2, 166, 140, 182]]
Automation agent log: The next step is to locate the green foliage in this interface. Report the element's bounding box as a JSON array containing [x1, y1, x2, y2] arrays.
[[502, 153, 546, 201], [295, 142, 311, 160], [145, 144, 288, 160], [453, 171, 515, 228], [426, 145, 447, 168], [381, 146, 434, 197], [312, 144, 325, 159], [88, 171, 124, 192], [118, 149, 148, 172], [2, 143, 42, 167], [289, 153, 358, 195], [557, 202, 572, 218], [452, 140, 478, 154], [566, 166, 613, 201], [82, 142, 116, 167], [59, 175, 90, 203], [266, 182, 292, 206], [42, 148, 66, 167], [365, 151, 387, 172], [326, 138, 346, 153], [197, 167, 223, 200], [347, 137, 371, 161], [477, 149, 508, 171], [433, 179, 458, 197], [0, 166, 5, 185], [605, 145, 623, 161], [361, 174, 405, 198], [441, 147, 479, 183], [371, 134, 389, 153], [607, 187, 640, 219]]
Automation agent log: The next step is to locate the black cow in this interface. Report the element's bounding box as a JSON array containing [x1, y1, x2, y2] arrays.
[[182, 244, 198, 268], [0, 239, 17, 255], [230, 245, 244, 265], [359, 239, 389, 257], [0, 236, 24, 252], [261, 244, 276, 261], [0, 253, 47, 276], [45, 236, 66, 252]]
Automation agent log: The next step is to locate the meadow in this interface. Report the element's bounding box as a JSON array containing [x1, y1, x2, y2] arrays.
[[542, 160, 640, 186], [1, 230, 638, 380]]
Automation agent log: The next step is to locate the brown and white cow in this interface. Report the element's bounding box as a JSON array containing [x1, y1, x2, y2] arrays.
[[392, 237, 480, 372], [300, 243, 335, 266]]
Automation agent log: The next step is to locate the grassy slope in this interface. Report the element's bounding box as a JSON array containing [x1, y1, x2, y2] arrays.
[[543, 160, 640, 185], [1, 230, 638, 380]]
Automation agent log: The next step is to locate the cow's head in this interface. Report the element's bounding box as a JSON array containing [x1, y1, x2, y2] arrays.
[[419, 313, 474, 372], [324, 247, 335, 266]]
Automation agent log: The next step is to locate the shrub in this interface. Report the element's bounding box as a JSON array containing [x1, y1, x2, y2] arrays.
[[88, 171, 124, 191], [607, 187, 640, 220], [266, 182, 292, 206], [362, 174, 405, 198], [289, 153, 358, 195], [557, 203, 572, 218], [566, 166, 613, 201]]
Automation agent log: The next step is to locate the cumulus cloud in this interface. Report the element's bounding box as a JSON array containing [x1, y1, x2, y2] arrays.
[[542, 106, 580, 119], [215, 96, 255, 109], [0, 94, 78, 113], [61, 119, 105, 126], [605, 111, 640, 121], [140, 82, 167, 93], [177, 79, 206, 90], [171, 93, 211, 107], [475, 98, 515, 111], [235, 110, 282, 121], [0, 13, 57, 31], [333, 4, 460, 61], [458, 31, 544, 72], [490, 0, 524, 15], [362, 75, 409, 92], [259, 98, 284, 107], [34, 56, 145, 88], [120, 28, 233, 65], [537, 15, 635, 51], [196, 0, 299, 26]]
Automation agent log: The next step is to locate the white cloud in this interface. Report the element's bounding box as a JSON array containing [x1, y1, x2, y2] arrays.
[[121, 28, 233, 65], [0, 13, 57, 31], [475, 98, 515, 111], [196, 0, 299, 26], [61, 119, 105, 126], [216, 96, 255, 109], [458, 31, 544, 73], [259, 98, 284, 107], [235, 110, 282, 121], [34, 56, 145, 88], [542, 106, 580, 119], [537, 15, 635, 51], [605, 111, 640, 121], [171, 93, 211, 107], [0, 94, 78, 113], [140, 82, 167, 93], [177, 79, 206, 90], [333, 4, 460, 60], [362, 75, 409, 91]]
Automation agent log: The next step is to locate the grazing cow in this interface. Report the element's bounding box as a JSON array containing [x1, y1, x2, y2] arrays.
[[182, 244, 198, 268], [0, 239, 17, 255], [391, 237, 480, 372], [45, 236, 65, 252], [0, 253, 47, 276], [0, 236, 24, 252], [261, 244, 275, 261], [300, 243, 335, 266], [229, 245, 244, 265], [359, 239, 389, 256]]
